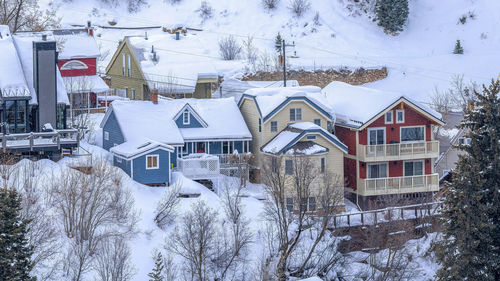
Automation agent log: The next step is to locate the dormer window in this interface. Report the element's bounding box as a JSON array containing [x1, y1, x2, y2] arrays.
[[61, 60, 88, 70], [183, 109, 190, 125]]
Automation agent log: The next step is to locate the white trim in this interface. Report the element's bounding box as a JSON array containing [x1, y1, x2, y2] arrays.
[[289, 107, 302, 121], [367, 162, 389, 179], [400, 125, 425, 143], [146, 154, 160, 170], [104, 131, 109, 141], [367, 127, 386, 145], [385, 111, 393, 124], [183, 109, 190, 125], [127, 55, 131, 77], [115, 157, 122, 163], [403, 160, 425, 177], [112, 145, 174, 160], [122, 54, 125, 75], [61, 60, 88, 70], [263, 99, 332, 124], [396, 109, 405, 123], [173, 104, 208, 128], [270, 120, 278, 132]]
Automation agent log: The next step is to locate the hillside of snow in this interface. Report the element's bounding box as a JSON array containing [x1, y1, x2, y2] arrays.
[[43, 0, 500, 102]]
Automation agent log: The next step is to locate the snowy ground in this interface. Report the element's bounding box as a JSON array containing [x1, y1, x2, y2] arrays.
[[40, 0, 500, 103]]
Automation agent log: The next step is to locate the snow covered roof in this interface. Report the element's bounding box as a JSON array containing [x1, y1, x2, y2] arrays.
[[111, 138, 174, 159], [52, 29, 100, 59], [239, 86, 334, 122], [63, 75, 109, 93], [214, 77, 299, 100], [262, 122, 347, 154], [322, 81, 443, 128], [102, 97, 251, 146], [12, 32, 69, 105], [0, 26, 30, 100], [125, 33, 218, 94]]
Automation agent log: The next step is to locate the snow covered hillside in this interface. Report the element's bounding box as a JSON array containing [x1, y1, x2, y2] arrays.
[[44, 0, 500, 102]]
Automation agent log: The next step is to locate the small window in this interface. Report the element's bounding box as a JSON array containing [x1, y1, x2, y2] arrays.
[[122, 54, 126, 76], [104, 131, 109, 141], [458, 137, 471, 146], [127, 55, 131, 77], [60, 60, 88, 70], [396, 110, 404, 123], [385, 111, 393, 124], [183, 109, 190, 125], [258, 118, 262, 132], [306, 135, 316, 140], [115, 157, 122, 163], [300, 197, 316, 212], [270, 121, 278, 132], [271, 157, 279, 173], [321, 157, 325, 173], [286, 197, 294, 212], [131, 89, 136, 100], [314, 119, 321, 126], [289, 108, 302, 121], [146, 155, 159, 169], [285, 159, 293, 175]]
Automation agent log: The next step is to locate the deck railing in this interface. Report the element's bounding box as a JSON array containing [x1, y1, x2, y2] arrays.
[[177, 154, 220, 180], [1, 129, 79, 151], [358, 141, 439, 161], [358, 173, 440, 196]]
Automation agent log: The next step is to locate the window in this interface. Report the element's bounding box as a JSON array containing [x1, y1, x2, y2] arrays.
[[271, 157, 279, 173], [104, 131, 109, 141], [127, 55, 131, 77], [314, 118, 321, 126], [122, 54, 125, 75], [182, 144, 188, 155], [289, 108, 302, 121], [458, 137, 471, 145], [301, 197, 316, 212], [385, 111, 393, 124], [223, 141, 234, 154], [5, 100, 27, 133], [258, 118, 262, 132], [60, 60, 88, 70], [396, 110, 404, 123], [367, 163, 388, 179], [321, 157, 325, 173], [286, 198, 294, 212], [270, 121, 278, 132], [116, 157, 122, 163], [285, 159, 293, 175], [306, 135, 316, 140], [404, 161, 424, 176], [183, 109, 190, 125], [146, 155, 159, 169], [131, 89, 136, 100], [125, 88, 129, 99], [368, 128, 385, 145], [401, 126, 425, 142]]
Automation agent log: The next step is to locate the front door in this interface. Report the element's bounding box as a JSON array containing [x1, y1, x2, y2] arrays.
[[196, 142, 206, 153]]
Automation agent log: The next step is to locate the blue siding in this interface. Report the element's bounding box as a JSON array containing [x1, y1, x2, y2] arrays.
[[209, 141, 222, 154], [234, 141, 243, 154], [113, 156, 131, 176], [175, 111, 203, 128], [132, 149, 171, 185], [187, 142, 194, 154], [170, 149, 178, 167], [103, 111, 125, 150]]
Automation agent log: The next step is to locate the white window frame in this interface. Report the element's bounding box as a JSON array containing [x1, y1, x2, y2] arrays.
[[314, 118, 321, 126], [385, 111, 393, 124], [104, 131, 109, 141], [403, 160, 424, 177], [367, 127, 386, 145], [400, 125, 425, 143], [127, 55, 131, 77], [396, 109, 405, 123], [60, 60, 88, 70], [146, 154, 160, 170], [458, 137, 471, 146], [183, 109, 190, 125], [270, 121, 278, 132], [290, 108, 302, 121], [122, 54, 125, 75], [367, 162, 388, 179]]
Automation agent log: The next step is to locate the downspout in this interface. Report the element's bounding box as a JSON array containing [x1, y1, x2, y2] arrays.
[[355, 129, 362, 211]]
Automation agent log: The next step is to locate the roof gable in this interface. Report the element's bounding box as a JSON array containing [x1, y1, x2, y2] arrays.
[[263, 96, 333, 122], [105, 38, 146, 82], [173, 103, 207, 128]]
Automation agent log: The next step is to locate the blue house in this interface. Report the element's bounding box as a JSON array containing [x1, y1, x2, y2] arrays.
[[100, 97, 252, 185]]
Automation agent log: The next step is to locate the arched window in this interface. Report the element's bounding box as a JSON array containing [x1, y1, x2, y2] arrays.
[[61, 60, 88, 70]]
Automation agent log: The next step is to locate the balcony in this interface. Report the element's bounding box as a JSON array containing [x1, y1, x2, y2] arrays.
[[0, 129, 79, 153], [176, 154, 220, 180], [357, 173, 440, 196], [358, 141, 439, 162]]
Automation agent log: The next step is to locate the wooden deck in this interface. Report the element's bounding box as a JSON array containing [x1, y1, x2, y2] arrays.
[[1, 129, 79, 152]]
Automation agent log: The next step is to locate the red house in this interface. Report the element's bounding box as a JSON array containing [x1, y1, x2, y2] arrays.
[[323, 82, 445, 210]]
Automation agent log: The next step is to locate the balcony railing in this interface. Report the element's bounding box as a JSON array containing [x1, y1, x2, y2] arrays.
[[176, 154, 220, 180], [1, 129, 79, 152], [357, 173, 440, 196], [358, 141, 439, 161]]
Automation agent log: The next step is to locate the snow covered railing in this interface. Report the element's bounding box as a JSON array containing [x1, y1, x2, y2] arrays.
[[0, 129, 79, 151], [358, 141, 439, 162], [358, 173, 440, 196], [177, 154, 220, 180]]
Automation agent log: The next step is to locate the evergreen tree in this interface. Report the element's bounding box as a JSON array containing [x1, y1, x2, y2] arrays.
[[0, 188, 35, 281], [454, 39, 464, 54], [275, 32, 283, 52], [148, 251, 165, 281], [375, 0, 409, 33], [435, 80, 500, 281]]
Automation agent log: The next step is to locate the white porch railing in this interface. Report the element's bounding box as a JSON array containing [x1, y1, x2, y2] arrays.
[[358, 173, 440, 196], [358, 141, 439, 161], [177, 154, 220, 180], [1, 129, 79, 151]]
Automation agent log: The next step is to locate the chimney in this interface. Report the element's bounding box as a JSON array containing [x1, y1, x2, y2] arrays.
[[86, 21, 94, 36], [175, 31, 180, 40], [33, 40, 58, 131], [152, 89, 158, 104]]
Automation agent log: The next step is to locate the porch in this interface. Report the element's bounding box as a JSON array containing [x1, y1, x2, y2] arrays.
[[357, 141, 439, 162], [357, 173, 440, 196], [0, 129, 79, 153]]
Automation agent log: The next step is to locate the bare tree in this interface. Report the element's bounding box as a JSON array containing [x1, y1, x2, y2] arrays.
[[93, 237, 136, 281], [219, 35, 242, 61], [262, 0, 280, 10], [288, 0, 311, 18], [0, 0, 60, 32], [197, 1, 213, 21], [243, 36, 259, 67], [154, 182, 181, 230]]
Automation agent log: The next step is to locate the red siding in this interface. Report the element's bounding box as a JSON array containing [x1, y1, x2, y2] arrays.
[[344, 158, 357, 190], [335, 125, 357, 155], [58, 58, 97, 77], [361, 159, 433, 179]]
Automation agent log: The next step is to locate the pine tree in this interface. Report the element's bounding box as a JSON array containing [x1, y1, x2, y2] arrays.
[[0, 188, 35, 281], [454, 39, 464, 54], [275, 32, 283, 52], [148, 251, 165, 281], [375, 0, 409, 33], [435, 80, 500, 281]]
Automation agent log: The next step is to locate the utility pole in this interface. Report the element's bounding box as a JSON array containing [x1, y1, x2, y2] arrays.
[[282, 39, 286, 87]]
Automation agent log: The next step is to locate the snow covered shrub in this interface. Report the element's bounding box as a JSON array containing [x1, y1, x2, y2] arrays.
[[288, 0, 311, 18], [453, 39, 464, 54], [127, 0, 147, 13], [218, 35, 242, 60], [197, 1, 214, 21], [262, 0, 280, 10], [375, 0, 409, 33], [313, 11, 321, 26], [154, 182, 180, 230]]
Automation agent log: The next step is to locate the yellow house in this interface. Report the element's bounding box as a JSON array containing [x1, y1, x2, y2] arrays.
[[238, 86, 348, 211], [105, 32, 218, 100]]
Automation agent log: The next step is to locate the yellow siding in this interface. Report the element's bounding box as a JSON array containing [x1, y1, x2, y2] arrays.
[[239, 98, 263, 165]]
